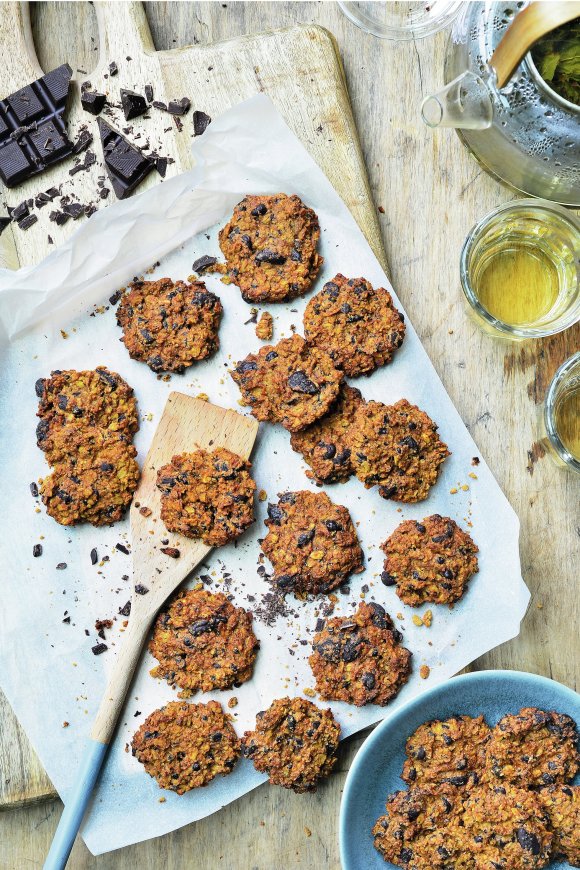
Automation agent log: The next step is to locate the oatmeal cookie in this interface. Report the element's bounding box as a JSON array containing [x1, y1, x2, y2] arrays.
[[40, 428, 139, 525], [149, 589, 259, 697], [116, 277, 223, 373], [309, 602, 411, 707], [381, 515, 479, 607], [485, 707, 579, 788], [347, 399, 450, 503], [231, 334, 343, 432], [156, 447, 256, 547], [262, 490, 364, 597], [372, 785, 470, 869], [213, 193, 323, 303], [462, 785, 553, 869], [303, 274, 405, 377], [402, 715, 491, 788], [36, 367, 138, 455], [290, 383, 363, 484], [255, 310, 273, 340], [242, 696, 340, 793], [538, 784, 580, 866], [131, 700, 240, 793]]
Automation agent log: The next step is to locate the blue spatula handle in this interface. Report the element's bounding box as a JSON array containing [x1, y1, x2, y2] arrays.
[[43, 739, 108, 869]]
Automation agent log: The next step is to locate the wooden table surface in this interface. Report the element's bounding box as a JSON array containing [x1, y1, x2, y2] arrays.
[[2, 3, 578, 868]]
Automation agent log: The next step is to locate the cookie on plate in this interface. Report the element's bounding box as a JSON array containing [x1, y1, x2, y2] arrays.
[[347, 398, 450, 503], [401, 714, 491, 788], [242, 696, 340, 793], [372, 785, 469, 869], [485, 707, 579, 788], [213, 193, 323, 303], [149, 589, 259, 697], [262, 489, 364, 597], [381, 515, 479, 607], [231, 334, 343, 432], [156, 447, 256, 546], [131, 700, 240, 793], [290, 383, 363, 484], [36, 366, 139, 456], [538, 784, 580, 866], [461, 785, 553, 869], [40, 427, 139, 526], [116, 277, 223, 373], [309, 602, 411, 707], [303, 274, 405, 377]]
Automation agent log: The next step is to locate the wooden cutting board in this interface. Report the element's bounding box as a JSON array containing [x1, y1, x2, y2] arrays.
[[0, 1, 386, 808]]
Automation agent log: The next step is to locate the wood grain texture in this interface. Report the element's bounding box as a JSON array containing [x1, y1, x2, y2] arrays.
[[92, 394, 258, 744], [2, 2, 579, 869]]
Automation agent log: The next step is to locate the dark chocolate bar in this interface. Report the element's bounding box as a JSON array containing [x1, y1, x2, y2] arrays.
[[0, 64, 73, 187], [98, 118, 155, 200]]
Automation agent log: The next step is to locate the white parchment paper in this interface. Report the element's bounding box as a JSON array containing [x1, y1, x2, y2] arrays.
[[0, 95, 529, 855]]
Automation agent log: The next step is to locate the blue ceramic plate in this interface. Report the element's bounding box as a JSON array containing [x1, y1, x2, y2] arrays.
[[340, 670, 580, 870]]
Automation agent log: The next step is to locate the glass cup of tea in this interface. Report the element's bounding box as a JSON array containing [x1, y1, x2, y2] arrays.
[[460, 199, 580, 339], [542, 352, 580, 474]]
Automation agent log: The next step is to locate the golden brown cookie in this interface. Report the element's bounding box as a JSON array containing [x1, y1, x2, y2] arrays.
[[36, 367, 139, 458], [309, 602, 411, 707], [401, 715, 491, 788], [262, 489, 364, 597], [131, 700, 240, 793], [372, 785, 470, 869], [485, 707, 579, 788], [303, 274, 405, 377], [381, 515, 479, 607], [462, 785, 553, 869], [242, 696, 340, 793], [213, 193, 323, 303], [538, 784, 580, 866], [290, 383, 364, 484], [40, 427, 139, 526], [149, 589, 259, 697], [116, 277, 223, 373], [231, 334, 343, 432], [156, 447, 256, 546], [346, 399, 450, 503], [255, 310, 273, 340]]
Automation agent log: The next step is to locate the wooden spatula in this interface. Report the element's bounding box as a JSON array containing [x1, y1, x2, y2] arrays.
[[44, 393, 259, 870]]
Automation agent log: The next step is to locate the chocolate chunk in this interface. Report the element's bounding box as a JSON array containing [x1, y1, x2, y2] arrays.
[[167, 97, 191, 116], [120, 89, 148, 121], [18, 213, 37, 230], [192, 254, 217, 273], [288, 371, 318, 394], [255, 249, 286, 265], [91, 642, 108, 655], [361, 672, 376, 689], [152, 100, 167, 111], [160, 546, 180, 558], [72, 129, 93, 153], [134, 584, 149, 595], [251, 203, 267, 217], [108, 61, 118, 76], [12, 201, 29, 221], [32, 544, 42, 557], [62, 202, 84, 220], [116, 542, 129, 555], [155, 155, 167, 178], [98, 119, 154, 199], [90, 547, 98, 565], [267, 503, 284, 524], [381, 571, 396, 586], [144, 84, 154, 103], [56, 562, 67, 570], [119, 600, 131, 616], [0, 215, 11, 235], [516, 829, 540, 855], [30, 481, 39, 498], [80, 90, 106, 116], [0, 64, 73, 187], [192, 110, 211, 136]]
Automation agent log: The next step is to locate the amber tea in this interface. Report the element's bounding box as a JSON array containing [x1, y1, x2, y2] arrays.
[[544, 352, 580, 473]]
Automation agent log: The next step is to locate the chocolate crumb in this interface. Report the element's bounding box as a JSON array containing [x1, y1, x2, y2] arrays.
[[90, 547, 98, 565], [160, 547, 180, 559], [30, 481, 39, 497], [193, 111, 211, 136], [91, 643, 108, 655], [56, 562, 67, 570], [119, 601, 131, 616], [33, 544, 42, 557], [116, 542, 130, 555], [135, 584, 149, 595], [144, 84, 153, 102], [108, 61, 118, 76]]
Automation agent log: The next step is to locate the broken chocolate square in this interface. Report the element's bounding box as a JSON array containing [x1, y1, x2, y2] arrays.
[[120, 89, 148, 121], [168, 97, 191, 116], [193, 110, 212, 136], [81, 90, 106, 116], [98, 118, 155, 199]]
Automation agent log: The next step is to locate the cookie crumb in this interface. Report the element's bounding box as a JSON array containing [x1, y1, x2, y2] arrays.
[[255, 311, 273, 341], [228, 696, 238, 708], [420, 664, 430, 679]]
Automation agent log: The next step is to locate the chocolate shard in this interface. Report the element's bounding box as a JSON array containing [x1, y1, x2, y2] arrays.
[[72, 129, 93, 154], [18, 213, 38, 230], [192, 110, 212, 136], [0, 64, 73, 187], [192, 254, 217, 273], [0, 215, 11, 235], [168, 97, 191, 116], [81, 90, 106, 116], [120, 89, 148, 121], [144, 84, 154, 103], [108, 61, 118, 77], [97, 118, 155, 200]]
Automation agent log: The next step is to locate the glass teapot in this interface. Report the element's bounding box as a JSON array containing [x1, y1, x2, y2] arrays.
[[422, 1, 580, 206]]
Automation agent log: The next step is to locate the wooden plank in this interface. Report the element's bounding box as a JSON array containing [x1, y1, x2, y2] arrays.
[[2, 4, 578, 870]]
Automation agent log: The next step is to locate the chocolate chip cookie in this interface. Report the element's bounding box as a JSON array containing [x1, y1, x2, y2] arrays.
[[262, 489, 364, 597], [539, 784, 580, 866], [116, 277, 223, 373], [402, 715, 491, 789], [156, 447, 256, 547], [149, 589, 259, 697], [242, 696, 340, 793], [303, 274, 405, 377], [309, 602, 411, 706], [131, 700, 240, 793], [347, 399, 450, 503], [381, 515, 479, 607], [290, 383, 363, 484], [231, 334, 343, 432], [485, 707, 579, 788], [213, 193, 323, 303]]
